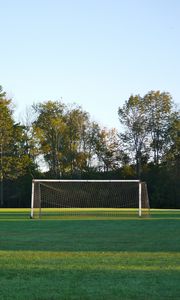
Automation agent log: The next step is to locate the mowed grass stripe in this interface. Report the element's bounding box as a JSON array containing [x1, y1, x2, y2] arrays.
[[1, 251, 180, 271], [1, 251, 180, 299]]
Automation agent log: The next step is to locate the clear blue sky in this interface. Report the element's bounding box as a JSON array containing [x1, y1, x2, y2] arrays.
[[1, 0, 180, 129]]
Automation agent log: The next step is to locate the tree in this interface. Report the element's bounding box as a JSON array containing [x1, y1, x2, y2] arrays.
[[33, 100, 99, 177], [118, 95, 149, 177], [65, 105, 91, 176], [95, 127, 120, 172], [0, 86, 32, 206], [118, 91, 177, 177], [20, 106, 39, 165], [164, 111, 180, 172], [33, 100, 67, 177], [144, 90, 173, 164]]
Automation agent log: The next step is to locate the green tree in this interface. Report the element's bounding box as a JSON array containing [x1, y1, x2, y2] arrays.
[[118, 95, 149, 177], [65, 106, 91, 176], [21, 106, 39, 165], [144, 91, 173, 164], [33, 100, 67, 177], [0, 86, 32, 206], [33, 100, 122, 177], [164, 111, 180, 173], [95, 127, 120, 172], [33, 101, 98, 177]]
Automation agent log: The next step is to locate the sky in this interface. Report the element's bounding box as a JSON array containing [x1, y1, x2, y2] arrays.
[[1, 0, 180, 129]]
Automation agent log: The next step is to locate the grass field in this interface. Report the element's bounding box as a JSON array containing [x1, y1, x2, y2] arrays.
[[0, 209, 180, 300]]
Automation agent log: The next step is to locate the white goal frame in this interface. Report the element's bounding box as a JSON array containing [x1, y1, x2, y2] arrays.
[[30, 179, 144, 218]]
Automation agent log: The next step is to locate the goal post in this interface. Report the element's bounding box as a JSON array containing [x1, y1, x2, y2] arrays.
[[30, 179, 150, 219], [139, 182, 142, 217]]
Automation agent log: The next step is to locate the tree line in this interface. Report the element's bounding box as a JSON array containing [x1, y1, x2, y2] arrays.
[[0, 85, 179, 208]]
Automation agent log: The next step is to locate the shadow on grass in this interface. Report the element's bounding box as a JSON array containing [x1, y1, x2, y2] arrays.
[[0, 219, 180, 252], [0, 267, 180, 300]]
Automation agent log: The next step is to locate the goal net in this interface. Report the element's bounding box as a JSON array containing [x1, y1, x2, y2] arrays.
[[31, 180, 150, 219]]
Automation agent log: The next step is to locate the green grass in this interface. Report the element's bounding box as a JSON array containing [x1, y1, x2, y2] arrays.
[[0, 209, 180, 299]]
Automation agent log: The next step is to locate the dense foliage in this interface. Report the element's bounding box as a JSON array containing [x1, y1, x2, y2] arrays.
[[0, 85, 179, 208]]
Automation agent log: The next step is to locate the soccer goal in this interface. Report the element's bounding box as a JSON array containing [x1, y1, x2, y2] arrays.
[[30, 179, 150, 219]]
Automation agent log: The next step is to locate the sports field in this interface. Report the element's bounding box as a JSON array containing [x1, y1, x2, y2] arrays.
[[0, 209, 180, 300]]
